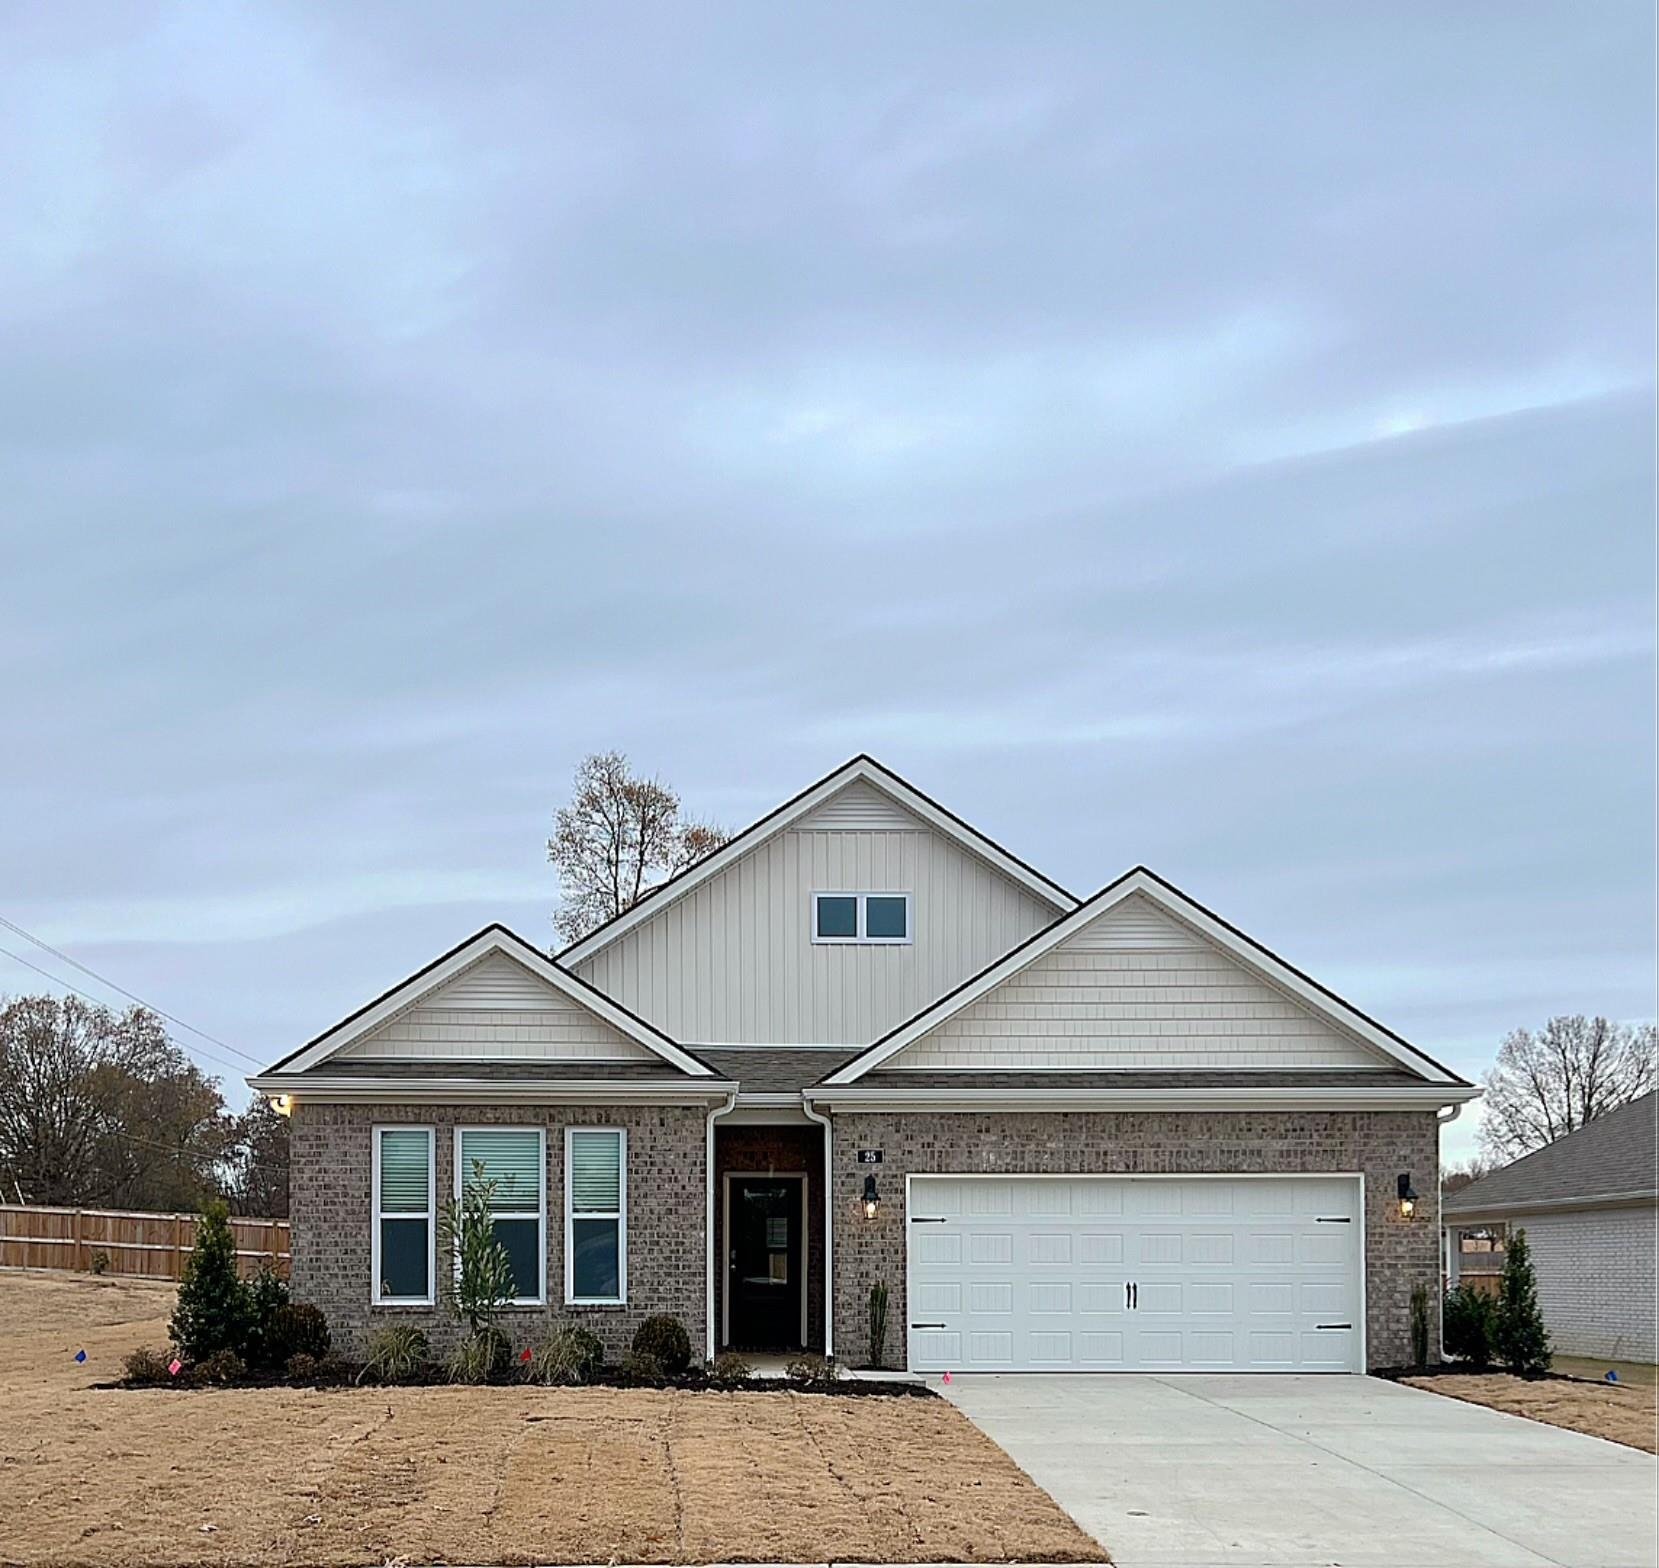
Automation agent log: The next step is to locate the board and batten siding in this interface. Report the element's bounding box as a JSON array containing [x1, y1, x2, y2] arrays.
[[887, 893, 1389, 1070], [335, 951, 654, 1062], [572, 823, 1059, 1045]]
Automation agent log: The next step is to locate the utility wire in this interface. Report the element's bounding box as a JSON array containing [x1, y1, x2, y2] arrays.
[[0, 938, 257, 1080], [0, 913, 262, 1068]]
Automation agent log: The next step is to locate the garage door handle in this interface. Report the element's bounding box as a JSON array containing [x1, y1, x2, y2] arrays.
[[910, 1216, 947, 1224], [1315, 1323, 1352, 1330], [910, 1322, 946, 1329], [1125, 1281, 1138, 1310]]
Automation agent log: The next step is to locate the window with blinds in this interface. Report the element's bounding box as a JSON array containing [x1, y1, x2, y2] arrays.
[[566, 1127, 626, 1303], [457, 1127, 545, 1303], [374, 1126, 434, 1304]]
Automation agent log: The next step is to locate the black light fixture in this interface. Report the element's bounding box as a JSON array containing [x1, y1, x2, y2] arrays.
[[862, 1172, 880, 1219], [1397, 1172, 1418, 1219]]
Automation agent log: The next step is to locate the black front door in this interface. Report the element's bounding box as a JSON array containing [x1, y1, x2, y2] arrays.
[[727, 1176, 803, 1351]]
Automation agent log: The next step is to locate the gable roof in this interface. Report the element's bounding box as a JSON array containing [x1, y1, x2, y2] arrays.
[[256, 924, 719, 1080], [1445, 1093, 1658, 1217], [821, 866, 1474, 1088], [557, 754, 1078, 966]]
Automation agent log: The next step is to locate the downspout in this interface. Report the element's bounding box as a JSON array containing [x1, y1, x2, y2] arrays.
[[704, 1090, 738, 1362], [1435, 1100, 1463, 1364], [800, 1095, 834, 1360]]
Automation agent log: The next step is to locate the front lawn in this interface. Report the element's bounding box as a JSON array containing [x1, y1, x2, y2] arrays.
[[1402, 1370, 1657, 1454], [0, 1271, 1106, 1566]]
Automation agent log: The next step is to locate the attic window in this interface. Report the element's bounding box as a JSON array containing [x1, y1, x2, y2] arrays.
[[812, 892, 912, 945]]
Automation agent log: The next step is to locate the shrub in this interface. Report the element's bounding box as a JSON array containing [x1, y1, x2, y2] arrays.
[[1409, 1282, 1430, 1368], [243, 1266, 292, 1369], [285, 1351, 349, 1384], [195, 1349, 246, 1385], [448, 1325, 511, 1384], [123, 1347, 176, 1385], [620, 1349, 666, 1383], [437, 1162, 515, 1336], [784, 1353, 837, 1384], [1443, 1285, 1496, 1371], [709, 1351, 753, 1382], [170, 1201, 252, 1361], [526, 1322, 604, 1386], [360, 1324, 429, 1384], [1494, 1228, 1553, 1375], [269, 1302, 331, 1364], [867, 1281, 889, 1369], [88, 1249, 110, 1275], [631, 1314, 692, 1376]]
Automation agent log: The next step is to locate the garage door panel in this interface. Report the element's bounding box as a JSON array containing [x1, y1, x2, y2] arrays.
[[908, 1175, 1362, 1374]]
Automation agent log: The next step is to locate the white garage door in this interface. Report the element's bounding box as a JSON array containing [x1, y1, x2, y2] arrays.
[[907, 1174, 1363, 1373]]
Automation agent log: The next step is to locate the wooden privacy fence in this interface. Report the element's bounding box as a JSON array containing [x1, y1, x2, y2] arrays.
[[0, 1204, 289, 1282]]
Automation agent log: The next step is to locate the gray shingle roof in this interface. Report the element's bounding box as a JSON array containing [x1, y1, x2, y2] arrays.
[[698, 1048, 863, 1092], [1444, 1092, 1658, 1216]]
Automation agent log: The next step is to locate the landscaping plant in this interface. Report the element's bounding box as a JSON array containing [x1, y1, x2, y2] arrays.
[[1493, 1227, 1553, 1374], [448, 1325, 511, 1384], [1409, 1282, 1430, 1368], [169, 1200, 252, 1361], [122, 1347, 175, 1385], [867, 1280, 889, 1369], [269, 1302, 331, 1364], [436, 1160, 515, 1337], [710, 1351, 753, 1382], [784, 1352, 837, 1383], [360, 1324, 429, 1383], [194, 1348, 246, 1385], [243, 1265, 291, 1368], [632, 1313, 693, 1375], [1442, 1284, 1496, 1370], [526, 1321, 604, 1386], [620, 1349, 667, 1383]]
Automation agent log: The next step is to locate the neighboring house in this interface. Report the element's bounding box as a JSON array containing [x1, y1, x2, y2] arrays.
[[1444, 1093, 1658, 1362], [251, 756, 1477, 1374]]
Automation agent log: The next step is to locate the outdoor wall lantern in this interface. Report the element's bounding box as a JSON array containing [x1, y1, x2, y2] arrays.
[[862, 1173, 880, 1219], [269, 1094, 293, 1118], [1397, 1172, 1418, 1219]]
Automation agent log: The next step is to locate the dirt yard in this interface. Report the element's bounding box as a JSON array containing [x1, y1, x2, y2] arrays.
[[0, 1270, 1105, 1567], [1403, 1371, 1658, 1454]]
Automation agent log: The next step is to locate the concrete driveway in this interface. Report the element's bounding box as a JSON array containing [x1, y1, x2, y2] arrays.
[[941, 1373, 1658, 1568]]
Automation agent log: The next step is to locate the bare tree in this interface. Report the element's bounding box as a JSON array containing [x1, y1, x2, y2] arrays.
[[1479, 1015, 1657, 1161], [547, 752, 729, 944], [226, 1095, 290, 1217], [0, 993, 234, 1208], [1440, 1159, 1492, 1195]]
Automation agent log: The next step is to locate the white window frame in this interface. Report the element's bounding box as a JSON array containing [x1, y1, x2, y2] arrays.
[[371, 1124, 435, 1308], [565, 1125, 628, 1306], [811, 891, 913, 945], [454, 1125, 547, 1307]]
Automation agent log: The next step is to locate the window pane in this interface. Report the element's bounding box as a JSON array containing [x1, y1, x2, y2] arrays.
[[815, 895, 857, 938], [571, 1217, 620, 1298], [379, 1130, 430, 1213], [493, 1217, 540, 1299], [865, 896, 908, 939], [459, 1129, 542, 1212], [569, 1130, 621, 1212], [379, 1217, 429, 1299]]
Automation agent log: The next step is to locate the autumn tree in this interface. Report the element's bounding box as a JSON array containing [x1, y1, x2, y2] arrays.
[[1479, 1015, 1656, 1161], [226, 1095, 291, 1218], [0, 993, 233, 1209], [547, 752, 728, 943]]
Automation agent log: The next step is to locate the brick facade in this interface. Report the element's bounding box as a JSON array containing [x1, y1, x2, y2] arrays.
[[826, 1108, 1442, 1370], [1505, 1205, 1658, 1362], [289, 1101, 707, 1359]]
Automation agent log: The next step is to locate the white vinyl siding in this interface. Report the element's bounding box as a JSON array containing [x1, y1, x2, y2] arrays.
[[456, 1127, 546, 1305], [812, 891, 912, 945], [339, 952, 655, 1062], [566, 1128, 627, 1304], [888, 897, 1388, 1071], [573, 825, 1055, 1044], [373, 1126, 435, 1306], [797, 779, 919, 830]]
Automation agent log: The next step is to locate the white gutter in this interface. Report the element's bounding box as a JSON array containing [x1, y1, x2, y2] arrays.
[[800, 1096, 835, 1360], [247, 1075, 737, 1106], [806, 1085, 1482, 1112], [704, 1089, 739, 1360]]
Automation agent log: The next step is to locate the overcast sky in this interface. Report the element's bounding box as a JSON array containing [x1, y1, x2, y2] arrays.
[[2, 3, 1653, 1163]]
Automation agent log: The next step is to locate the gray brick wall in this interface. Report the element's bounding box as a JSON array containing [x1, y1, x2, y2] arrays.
[[289, 1101, 707, 1360], [827, 1108, 1442, 1371], [1509, 1205, 1658, 1362]]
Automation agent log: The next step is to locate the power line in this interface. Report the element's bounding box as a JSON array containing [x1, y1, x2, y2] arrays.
[[0, 913, 262, 1069], [0, 938, 257, 1080]]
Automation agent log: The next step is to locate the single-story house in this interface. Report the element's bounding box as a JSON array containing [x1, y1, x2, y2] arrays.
[[251, 756, 1478, 1374], [1444, 1092, 1657, 1362]]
